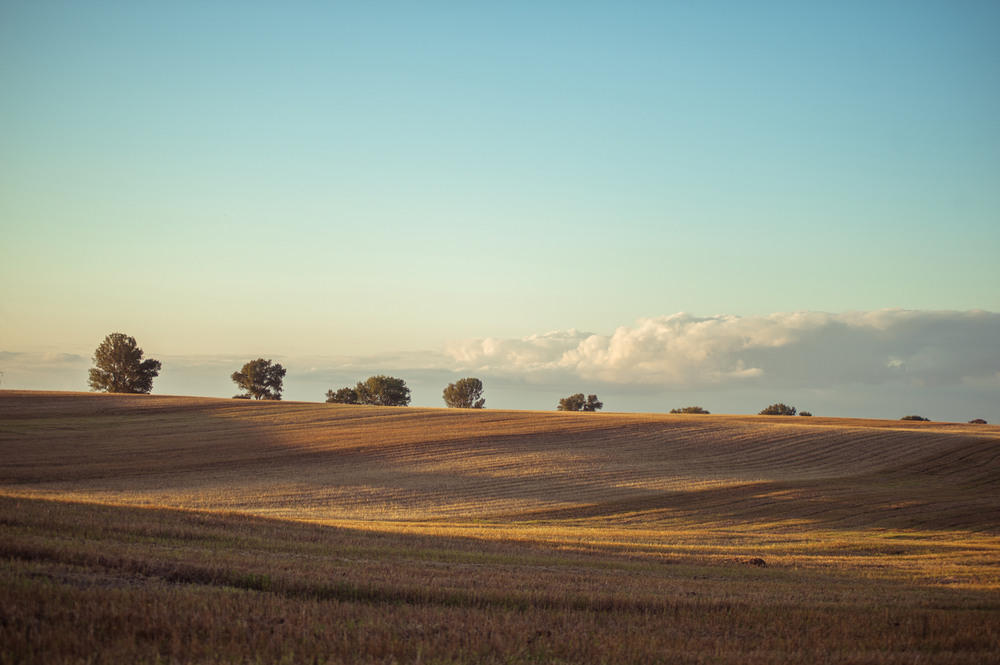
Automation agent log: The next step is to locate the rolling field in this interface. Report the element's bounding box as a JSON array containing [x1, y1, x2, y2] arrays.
[[2, 390, 999, 663]]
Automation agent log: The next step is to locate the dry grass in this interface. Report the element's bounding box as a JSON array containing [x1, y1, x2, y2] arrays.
[[2, 390, 999, 663]]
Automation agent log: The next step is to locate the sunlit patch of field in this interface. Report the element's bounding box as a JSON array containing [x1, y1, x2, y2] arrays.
[[2, 391, 999, 663]]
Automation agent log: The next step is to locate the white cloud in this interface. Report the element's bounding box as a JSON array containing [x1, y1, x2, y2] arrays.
[[0, 350, 90, 391], [39, 352, 88, 365], [446, 329, 592, 373], [445, 310, 1000, 390], [0, 350, 88, 367]]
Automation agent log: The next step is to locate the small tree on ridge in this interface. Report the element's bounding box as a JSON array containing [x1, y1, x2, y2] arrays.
[[231, 358, 286, 400], [443, 377, 486, 409]]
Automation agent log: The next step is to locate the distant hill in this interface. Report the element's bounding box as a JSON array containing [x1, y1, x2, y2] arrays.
[[2, 391, 998, 531]]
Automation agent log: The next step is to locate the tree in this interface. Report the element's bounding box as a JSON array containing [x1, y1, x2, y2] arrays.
[[670, 406, 710, 414], [88, 333, 161, 394], [355, 375, 411, 407], [442, 377, 485, 409], [325, 387, 358, 404], [558, 393, 603, 412], [759, 403, 797, 416], [901, 415, 930, 421], [231, 358, 286, 400]]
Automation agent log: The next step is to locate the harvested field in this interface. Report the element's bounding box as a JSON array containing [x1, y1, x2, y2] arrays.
[[3, 391, 997, 528], [2, 390, 999, 663]]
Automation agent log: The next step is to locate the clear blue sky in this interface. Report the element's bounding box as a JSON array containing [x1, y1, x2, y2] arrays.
[[2, 2, 998, 419]]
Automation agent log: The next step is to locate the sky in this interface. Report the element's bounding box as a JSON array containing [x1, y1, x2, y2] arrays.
[[1, 1, 998, 421]]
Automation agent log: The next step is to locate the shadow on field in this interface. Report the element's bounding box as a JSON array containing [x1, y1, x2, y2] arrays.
[[6, 491, 1000, 665], [517, 432, 1000, 532], [3, 391, 999, 534]]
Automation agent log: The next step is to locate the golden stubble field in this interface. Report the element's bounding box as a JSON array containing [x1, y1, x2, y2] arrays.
[[2, 390, 999, 664]]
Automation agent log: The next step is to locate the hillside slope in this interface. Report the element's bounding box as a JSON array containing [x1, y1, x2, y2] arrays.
[[2, 391, 998, 531]]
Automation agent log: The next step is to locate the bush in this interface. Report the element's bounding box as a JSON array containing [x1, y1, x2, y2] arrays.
[[357, 375, 411, 406], [759, 403, 796, 416], [901, 415, 930, 421], [669, 406, 710, 414], [799, 411, 813, 417], [326, 377, 410, 406], [326, 376, 410, 406], [325, 387, 359, 404], [969, 418, 988, 424]]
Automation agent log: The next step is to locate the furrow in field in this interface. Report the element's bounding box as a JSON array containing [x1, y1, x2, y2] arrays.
[[2, 392, 997, 530]]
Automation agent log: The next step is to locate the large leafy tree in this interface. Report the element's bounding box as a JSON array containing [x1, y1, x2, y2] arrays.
[[557, 393, 603, 412], [355, 375, 411, 407], [88, 333, 162, 394], [231, 358, 286, 400], [442, 377, 485, 409]]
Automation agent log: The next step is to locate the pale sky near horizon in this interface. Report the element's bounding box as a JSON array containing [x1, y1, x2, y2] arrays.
[[2, 2, 998, 420]]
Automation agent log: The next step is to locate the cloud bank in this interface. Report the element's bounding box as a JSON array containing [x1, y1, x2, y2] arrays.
[[445, 310, 1000, 390], [3, 310, 996, 419]]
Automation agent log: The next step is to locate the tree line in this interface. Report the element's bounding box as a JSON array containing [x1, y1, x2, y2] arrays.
[[85, 333, 496, 409], [84, 333, 988, 422]]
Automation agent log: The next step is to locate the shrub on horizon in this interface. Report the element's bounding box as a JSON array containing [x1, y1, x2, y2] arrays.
[[759, 403, 797, 416], [325, 387, 359, 404], [558, 393, 603, 412], [670, 406, 710, 414], [901, 415, 930, 421], [328, 375, 411, 407]]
